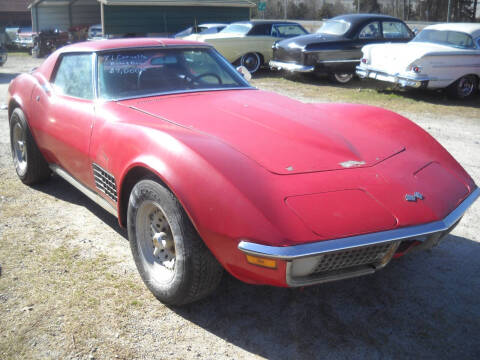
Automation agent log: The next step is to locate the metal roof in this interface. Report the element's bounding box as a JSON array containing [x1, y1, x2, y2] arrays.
[[0, 0, 31, 12]]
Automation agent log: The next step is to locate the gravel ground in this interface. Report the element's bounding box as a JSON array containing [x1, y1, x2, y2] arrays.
[[0, 54, 479, 360]]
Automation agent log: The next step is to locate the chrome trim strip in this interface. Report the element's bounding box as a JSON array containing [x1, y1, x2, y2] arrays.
[[50, 164, 118, 217], [317, 59, 360, 63], [238, 187, 479, 260], [269, 60, 314, 73]]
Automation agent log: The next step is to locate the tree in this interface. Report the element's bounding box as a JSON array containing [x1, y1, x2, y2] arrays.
[[318, 1, 347, 19], [353, 0, 381, 13]]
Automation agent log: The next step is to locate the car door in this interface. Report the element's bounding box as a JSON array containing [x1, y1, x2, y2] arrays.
[[31, 52, 96, 187]]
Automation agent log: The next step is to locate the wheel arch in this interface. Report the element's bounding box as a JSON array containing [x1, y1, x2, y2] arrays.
[[117, 164, 174, 228]]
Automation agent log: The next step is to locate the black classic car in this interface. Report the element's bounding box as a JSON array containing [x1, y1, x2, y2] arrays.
[[270, 14, 414, 83]]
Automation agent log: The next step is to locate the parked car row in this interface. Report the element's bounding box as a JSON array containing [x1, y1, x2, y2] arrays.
[[174, 14, 480, 99]]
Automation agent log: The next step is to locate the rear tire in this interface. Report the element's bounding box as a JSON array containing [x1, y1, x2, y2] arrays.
[[9, 108, 50, 184], [447, 75, 478, 99], [240, 52, 261, 74], [127, 179, 223, 305], [329, 72, 354, 84]]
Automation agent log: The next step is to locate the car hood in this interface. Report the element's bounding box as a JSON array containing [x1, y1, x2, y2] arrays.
[[277, 33, 348, 50], [364, 41, 465, 70], [120, 90, 406, 175]]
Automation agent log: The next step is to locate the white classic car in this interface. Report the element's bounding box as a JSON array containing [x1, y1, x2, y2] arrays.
[[356, 23, 480, 99]]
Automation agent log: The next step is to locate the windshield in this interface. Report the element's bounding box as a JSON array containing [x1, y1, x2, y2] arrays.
[[316, 20, 350, 36], [220, 24, 252, 35], [97, 48, 250, 100], [413, 29, 475, 49]]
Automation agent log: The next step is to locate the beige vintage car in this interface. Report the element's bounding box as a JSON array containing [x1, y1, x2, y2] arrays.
[[184, 20, 309, 73]]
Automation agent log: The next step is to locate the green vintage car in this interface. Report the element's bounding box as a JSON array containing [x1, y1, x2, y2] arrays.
[[185, 20, 309, 73]]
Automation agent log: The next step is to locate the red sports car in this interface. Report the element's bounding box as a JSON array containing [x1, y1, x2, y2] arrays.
[[8, 38, 479, 305]]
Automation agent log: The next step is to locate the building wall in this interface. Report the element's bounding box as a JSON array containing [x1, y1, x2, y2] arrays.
[[103, 5, 250, 35]]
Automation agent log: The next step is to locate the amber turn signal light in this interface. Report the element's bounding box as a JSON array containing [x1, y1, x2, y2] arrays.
[[246, 255, 277, 269]]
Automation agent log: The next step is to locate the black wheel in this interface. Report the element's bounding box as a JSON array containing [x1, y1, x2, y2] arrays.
[[329, 72, 354, 84], [127, 179, 223, 305], [10, 108, 50, 184], [240, 52, 261, 74], [447, 75, 478, 99]]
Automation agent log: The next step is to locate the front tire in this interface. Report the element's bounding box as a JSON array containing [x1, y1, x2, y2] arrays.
[[329, 72, 354, 84], [448, 75, 478, 99], [9, 108, 50, 184], [127, 179, 223, 305], [240, 52, 262, 74]]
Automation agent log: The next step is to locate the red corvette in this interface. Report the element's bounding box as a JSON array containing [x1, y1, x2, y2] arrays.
[[8, 38, 479, 305]]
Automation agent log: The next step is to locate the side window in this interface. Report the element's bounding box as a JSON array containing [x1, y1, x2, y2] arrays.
[[53, 53, 94, 99], [382, 21, 411, 39], [248, 24, 271, 36], [359, 22, 381, 39], [477, 38, 480, 49], [272, 24, 307, 38]]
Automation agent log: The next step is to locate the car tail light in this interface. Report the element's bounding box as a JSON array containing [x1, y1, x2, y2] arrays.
[[361, 58, 368, 64], [409, 64, 422, 73]]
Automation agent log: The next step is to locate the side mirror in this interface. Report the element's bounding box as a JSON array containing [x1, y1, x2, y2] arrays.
[[412, 27, 419, 36], [236, 66, 252, 81]]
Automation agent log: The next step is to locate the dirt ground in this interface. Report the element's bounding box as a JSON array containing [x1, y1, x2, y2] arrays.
[[0, 54, 479, 360]]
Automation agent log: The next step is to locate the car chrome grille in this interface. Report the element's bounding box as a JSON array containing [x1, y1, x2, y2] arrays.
[[312, 242, 395, 274], [92, 163, 118, 202]]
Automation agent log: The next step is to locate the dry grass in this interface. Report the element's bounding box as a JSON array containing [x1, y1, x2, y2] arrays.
[[251, 71, 480, 119]]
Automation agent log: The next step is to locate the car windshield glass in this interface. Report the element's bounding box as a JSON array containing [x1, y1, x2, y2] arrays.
[[316, 20, 350, 35], [97, 48, 251, 100], [220, 24, 252, 34], [413, 29, 475, 49]]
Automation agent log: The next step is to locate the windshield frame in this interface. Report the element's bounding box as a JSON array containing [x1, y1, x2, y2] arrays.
[[316, 20, 351, 36], [412, 29, 477, 49], [95, 45, 254, 102]]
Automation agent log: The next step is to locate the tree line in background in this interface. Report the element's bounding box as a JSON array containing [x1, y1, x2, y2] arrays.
[[251, 0, 479, 22]]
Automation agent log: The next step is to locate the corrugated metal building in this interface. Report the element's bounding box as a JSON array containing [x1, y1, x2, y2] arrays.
[[30, 0, 254, 35], [0, 0, 31, 26], [30, 0, 101, 32], [99, 0, 254, 35]]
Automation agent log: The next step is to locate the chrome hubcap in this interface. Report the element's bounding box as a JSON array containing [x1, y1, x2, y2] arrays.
[[458, 77, 474, 97], [137, 201, 176, 283], [12, 122, 27, 176], [335, 73, 353, 83], [242, 54, 260, 73]]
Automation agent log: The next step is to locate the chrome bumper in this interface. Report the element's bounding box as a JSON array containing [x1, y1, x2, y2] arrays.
[[356, 66, 428, 88], [239, 187, 479, 286], [269, 60, 314, 73]]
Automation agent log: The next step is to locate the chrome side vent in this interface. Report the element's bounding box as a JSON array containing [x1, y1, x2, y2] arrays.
[[92, 163, 117, 203]]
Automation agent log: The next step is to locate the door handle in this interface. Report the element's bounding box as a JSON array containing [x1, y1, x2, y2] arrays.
[[36, 95, 40, 102]]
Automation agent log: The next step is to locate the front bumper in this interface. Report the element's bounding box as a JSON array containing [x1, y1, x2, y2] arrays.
[[269, 60, 314, 73], [356, 66, 428, 89], [239, 187, 479, 286]]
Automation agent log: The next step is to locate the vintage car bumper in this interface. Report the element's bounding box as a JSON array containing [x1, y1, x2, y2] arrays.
[[15, 39, 34, 49], [356, 66, 429, 88], [239, 187, 479, 287], [269, 60, 314, 73]]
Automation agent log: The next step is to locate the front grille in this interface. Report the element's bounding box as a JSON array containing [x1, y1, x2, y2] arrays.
[[92, 163, 117, 202], [312, 242, 395, 274]]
